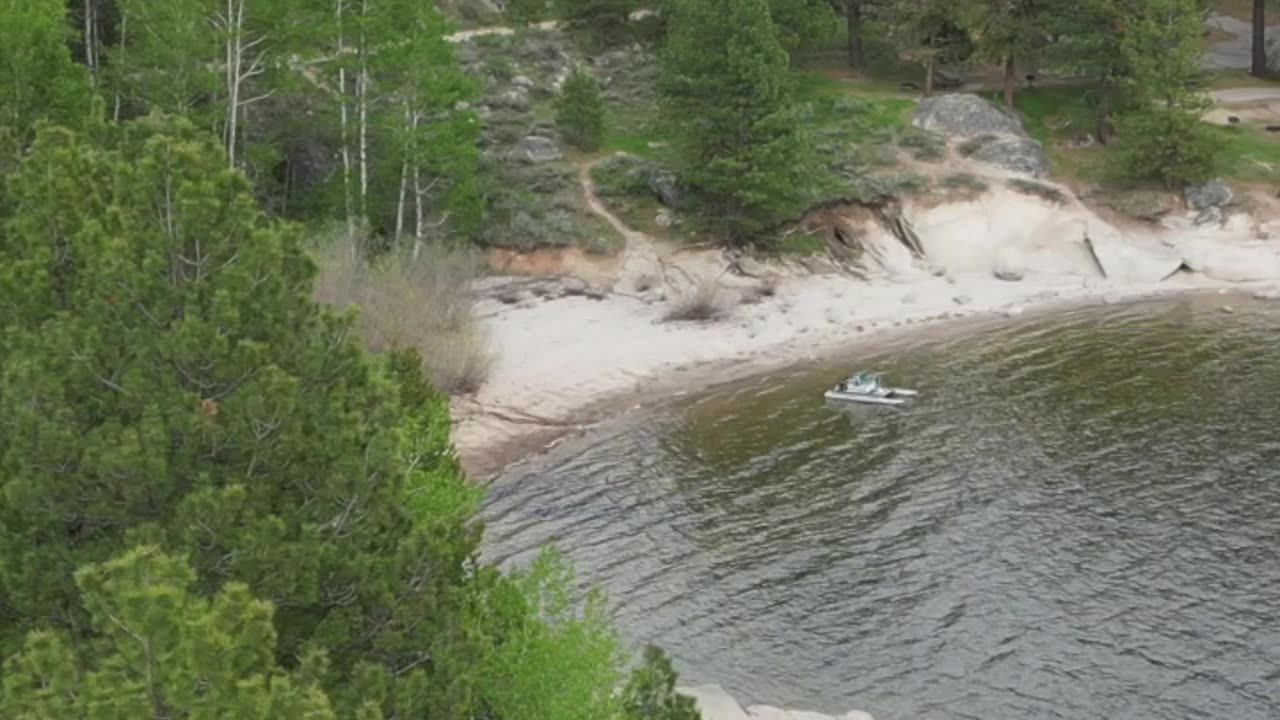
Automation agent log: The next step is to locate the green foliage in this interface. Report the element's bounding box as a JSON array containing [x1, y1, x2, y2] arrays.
[[508, 0, 552, 25], [556, 67, 607, 151], [622, 645, 702, 720], [0, 120, 480, 717], [659, 0, 821, 242], [896, 126, 946, 161], [768, 0, 839, 53], [1, 547, 338, 719], [470, 549, 624, 720], [555, 0, 638, 47], [1111, 0, 1217, 185], [0, 0, 95, 148], [1007, 177, 1067, 203], [941, 172, 989, 195], [591, 153, 664, 196]]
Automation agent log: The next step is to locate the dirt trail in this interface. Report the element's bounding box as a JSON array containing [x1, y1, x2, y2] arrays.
[[578, 160, 672, 292]]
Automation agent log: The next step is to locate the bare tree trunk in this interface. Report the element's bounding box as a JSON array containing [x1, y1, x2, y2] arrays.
[[225, 0, 240, 168], [1252, 0, 1268, 77], [413, 167, 425, 258], [924, 60, 935, 97], [1002, 54, 1015, 109], [336, 0, 355, 243], [113, 6, 127, 122], [846, 0, 864, 70], [357, 0, 370, 231], [395, 104, 411, 243], [83, 0, 99, 80]]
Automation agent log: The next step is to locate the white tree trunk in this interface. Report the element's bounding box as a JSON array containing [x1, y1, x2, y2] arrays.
[[113, 6, 127, 122], [336, 0, 355, 242], [83, 0, 99, 79], [413, 166, 425, 258], [395, 105, 411, 243], [225, 0, 240, 168], [357, 0, 370, 228]]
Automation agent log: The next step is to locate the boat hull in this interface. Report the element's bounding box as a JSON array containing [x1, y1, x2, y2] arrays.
[[824, 390, 907, 406]]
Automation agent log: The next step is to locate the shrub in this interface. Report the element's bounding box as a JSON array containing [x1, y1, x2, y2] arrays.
[[591, 153, 660, 196], [313, 235, 494, 395], [958, 134, 998, 157], [556, 66, 606, 150], [941, 172, 989, 194], [1007, 177, 1067, 204], [897, 126, 947, 162], [1112, 106, 1216, 188], [663, 275, 732, 321]]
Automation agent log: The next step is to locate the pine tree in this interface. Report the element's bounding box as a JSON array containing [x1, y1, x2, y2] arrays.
[[659, 0, 818, 243], [0, 119, 483, 716], [1112, 0, 1215, 185], [555, 66, 606, 151], [0, 0, 95, 149], [622, 645, 702, 720], [1, 546, 338, 719], [965, 0, 1052, 108]]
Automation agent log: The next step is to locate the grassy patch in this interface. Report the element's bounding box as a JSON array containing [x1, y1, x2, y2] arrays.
[[1206, 124, 1280, 183], [940, 172, 989, 199], [773, 230, 828, 256], [1007, 178, 1068, 204], [896, 126, 947, 162]]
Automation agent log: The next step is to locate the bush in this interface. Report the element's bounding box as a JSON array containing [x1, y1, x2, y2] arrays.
[[958, 134, 998, 157], [663, 275, 732, 321], [590, 152, 664, 196], [313, 235, 494, 395], [556, 67, 606, 151], [1112, 106, 1217, 188], [941, 172, 989, 195], [897, 126, 947, 162], [1007, 178, 1067, 204]]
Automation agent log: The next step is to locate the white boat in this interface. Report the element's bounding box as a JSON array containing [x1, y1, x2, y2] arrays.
[[824, 371, 918, 406]]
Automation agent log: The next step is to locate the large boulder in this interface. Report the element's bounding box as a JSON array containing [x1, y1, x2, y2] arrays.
[[650, 170, 681, 207], [968, 136, 1050, 177], [1172, 237, 1280, 282], [1184, 179, 1233, 211], [1084, 225, 1184, 283], [914, 93, 1026, 137], [515, 135, 562, 163]]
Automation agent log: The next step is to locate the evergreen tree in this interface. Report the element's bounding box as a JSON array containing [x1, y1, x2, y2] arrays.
[[0, 0, 95, 150], [555, 0, 637, 47], [965, 0, 1052, 108], [768, 0, 838, 54], [0, 119, 482, 717], [1112, 0, 1215, 185], [555, 66, 606, 151], [622, 645, 702, 720], [1, 546, 338, 719], [659, 0, 818, 242]]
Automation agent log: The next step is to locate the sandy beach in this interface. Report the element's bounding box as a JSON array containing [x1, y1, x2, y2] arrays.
[[452, 182, 1280, 479]]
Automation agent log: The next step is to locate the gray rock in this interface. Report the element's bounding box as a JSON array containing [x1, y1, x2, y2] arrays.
[[1185, 180, 1233, 211], [953, 294, 973, 305], [1193, 206, 1224, 227], [511, 74, 535, 88], [649, 171, 681, 207], [655, 209, 675, 228], [492, 86, 530, 111], [914, 93, 1027, 137], [969, 136, 1050, 177], [993, 260, 1025, 282], [515, 135, 562, 163], [1084, 226, 1183, 283]]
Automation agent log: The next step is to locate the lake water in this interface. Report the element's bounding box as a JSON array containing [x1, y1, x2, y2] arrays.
[[483, 294, 1280, 720]]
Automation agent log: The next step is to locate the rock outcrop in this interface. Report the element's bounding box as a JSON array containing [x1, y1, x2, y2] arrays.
[[968, 136, 1050, 177], [914, 94, 1026, 137], [1084, 226, 1184, 283], [515, 135, 562, 163], [678, 685, 874, 720], [1172, 237, 1280, 282], [913, 94, 1049, 177]]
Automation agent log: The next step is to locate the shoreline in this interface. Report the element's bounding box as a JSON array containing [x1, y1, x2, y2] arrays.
[[452, 272, 1274, 481]]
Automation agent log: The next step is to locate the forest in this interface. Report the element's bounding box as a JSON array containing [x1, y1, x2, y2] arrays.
[[0, 0, 1269, 717]]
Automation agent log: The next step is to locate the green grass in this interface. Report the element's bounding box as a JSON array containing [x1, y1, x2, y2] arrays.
[[1206, 124, 1280, 182]]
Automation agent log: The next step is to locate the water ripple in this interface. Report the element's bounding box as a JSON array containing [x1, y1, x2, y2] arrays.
[[482, 296, 1280, 720]]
